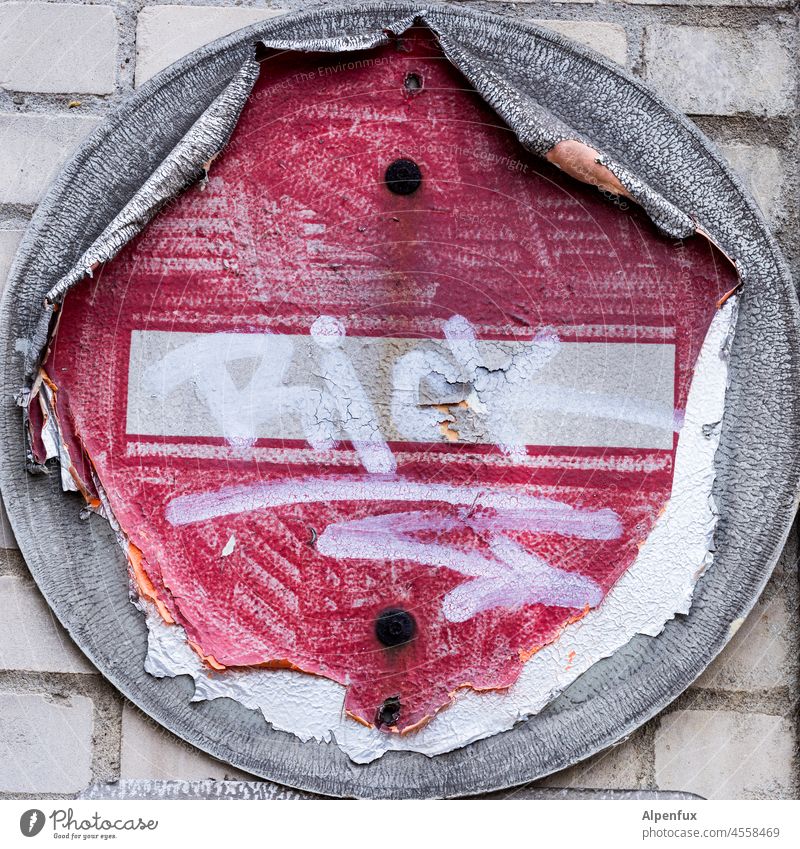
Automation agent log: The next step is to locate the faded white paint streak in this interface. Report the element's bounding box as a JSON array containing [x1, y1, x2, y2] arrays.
[[166, 476, 622, 533], [316, 509, 605, 621], [128, 326, 677, 450]]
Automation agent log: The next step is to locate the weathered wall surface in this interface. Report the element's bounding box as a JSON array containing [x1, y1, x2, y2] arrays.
[[0, 0, 797, 799]]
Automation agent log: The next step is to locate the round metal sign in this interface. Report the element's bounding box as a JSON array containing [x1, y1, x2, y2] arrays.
[[1, 3, 798, 798]]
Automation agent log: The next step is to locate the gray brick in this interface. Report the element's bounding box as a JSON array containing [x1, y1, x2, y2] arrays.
[[0, 575, 94, 673], [0, 112, 101, 206], [695, 531, 796, 691], [694, 587, 791, 692], [719, 144, 784, 225], [0, 3, 117, 95], [656, 710, 795, 799], [532, 20, 627, 65], [642, 26, 793, 117], [0, 692, 93, 793], [136, 4, 286, 86], [121, 703, 249, 780]]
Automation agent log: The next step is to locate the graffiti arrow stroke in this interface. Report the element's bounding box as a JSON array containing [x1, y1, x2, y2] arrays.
[[315, 509, 604, 623]]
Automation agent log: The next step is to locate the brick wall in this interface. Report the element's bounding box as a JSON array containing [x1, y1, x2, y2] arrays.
[[1, 0, 797, 799]]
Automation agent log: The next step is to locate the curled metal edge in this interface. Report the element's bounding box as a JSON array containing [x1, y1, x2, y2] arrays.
[[595, 157, 695, 238], [45, 58, 260, 306], [428, 34, 695, 239]]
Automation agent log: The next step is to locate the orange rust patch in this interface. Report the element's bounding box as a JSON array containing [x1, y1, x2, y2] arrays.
[[717, 281, 743, 308], [345, 709, 374, 729], [38, 369, 97, 502], [519, 643, 543, 664], [433, 399, 468, 442], [40, 370, 59, 393], [252, 658, 304, 672], [433, 403, 459, 441], [129, 544, 175, 625], [187, 639, 226, 671], [546, 140, 631, 198]]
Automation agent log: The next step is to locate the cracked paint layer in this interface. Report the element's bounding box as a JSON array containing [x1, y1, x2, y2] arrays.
[[26, 28, 740, 752]]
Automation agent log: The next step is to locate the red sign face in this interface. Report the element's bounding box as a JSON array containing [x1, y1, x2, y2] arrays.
[[39, 30, 736, 732]]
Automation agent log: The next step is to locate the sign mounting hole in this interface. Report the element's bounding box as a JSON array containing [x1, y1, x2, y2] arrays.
[[375, 608, 417, 647], [404, 71, 423, 93]]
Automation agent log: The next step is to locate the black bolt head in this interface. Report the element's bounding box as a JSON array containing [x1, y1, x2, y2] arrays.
[[375, 607, 416, 647], [385, 158, 422, 195]]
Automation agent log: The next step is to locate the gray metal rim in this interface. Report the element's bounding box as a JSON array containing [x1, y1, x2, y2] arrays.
[[1, 3, 798, 799]]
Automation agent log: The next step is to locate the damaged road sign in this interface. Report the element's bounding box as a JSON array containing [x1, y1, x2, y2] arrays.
[[1, 4, 798, 797]]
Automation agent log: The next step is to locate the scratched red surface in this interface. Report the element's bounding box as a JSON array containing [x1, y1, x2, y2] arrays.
[[41, 30, 737, 732]]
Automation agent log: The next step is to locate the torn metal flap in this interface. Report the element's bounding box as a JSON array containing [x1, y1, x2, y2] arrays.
[[45, 57, 260, 307], [597, 156, 695, 239], [430, 34, 579, 157]]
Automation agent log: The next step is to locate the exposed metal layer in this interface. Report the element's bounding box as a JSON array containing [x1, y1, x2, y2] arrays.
[[0, 2, 797, 799]]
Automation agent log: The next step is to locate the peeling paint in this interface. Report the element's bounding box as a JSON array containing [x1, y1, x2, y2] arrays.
[[21, 18, 744, 757], [142, 298, 738, 762], [221, 534, 236, 557]]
